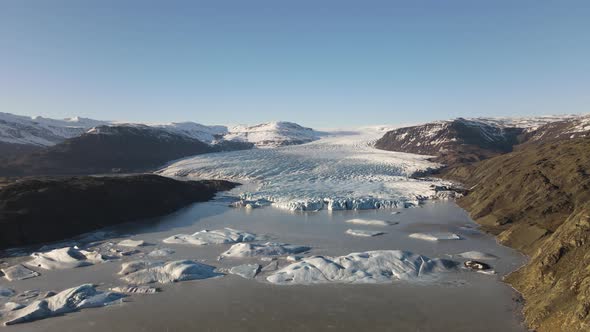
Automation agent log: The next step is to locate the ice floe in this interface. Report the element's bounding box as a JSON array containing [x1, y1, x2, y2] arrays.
[[147, 248, 176, 257], [409, 232, 461, 241], [345, 218, 395, 226], [1, 302, 24, 317], [229, 264, 260, 279], [267, 250, 458, 285], [1, 265, 40, 281], [346, 229, 385, 237], [220, 242, 310, 259], [163, 228, 256, 246], [119, 260, 220, 284], [118, 239, 147, 247], [26, 247, 111, 270], [455, 251, 498, 260], [0, 287, 14, 298], [110, 286, 160, 294], [159, 128, 456, 211], [2, 284, 125, 326]]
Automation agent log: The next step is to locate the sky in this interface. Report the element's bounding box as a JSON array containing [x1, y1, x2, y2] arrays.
[[1, 1, 589, 127]]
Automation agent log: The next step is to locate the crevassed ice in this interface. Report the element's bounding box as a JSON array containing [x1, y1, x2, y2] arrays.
[[159, 129, 451, 211]]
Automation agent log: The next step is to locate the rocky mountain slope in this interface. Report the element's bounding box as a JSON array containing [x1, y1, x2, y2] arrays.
[[0, 125, 253, 176], [374, 118, 524, 164], [444, 137, 590, 331], [0, 174, 238, 249], [375, 115, 589, 166]]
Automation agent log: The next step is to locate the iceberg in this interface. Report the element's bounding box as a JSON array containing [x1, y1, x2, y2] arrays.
[[163, 228, 256, 246], [267, 250, 458, 285], [117, 239, 147, 247], [110, 286, 160, 294], [220, 242, 310, 259], [3, 284, 125, 326], [1, 265, 40, 281], [26, 247, 110, 270], [455, 251, 498, 260], [119, 260, 220, 284], [409, 232, 461, 241], [345, 219, 395, 226], [345, 229, 385, 237], [228, 264, 260, 279]]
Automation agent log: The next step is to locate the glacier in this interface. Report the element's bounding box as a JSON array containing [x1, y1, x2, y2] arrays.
[[159, 128, 454, 211]]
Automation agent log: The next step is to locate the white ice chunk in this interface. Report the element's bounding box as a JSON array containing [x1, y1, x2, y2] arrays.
[[26, 247, 110, 270], [117, 239, 146, 247], [345, 219, 394, 226], [119, 260, 220, 284], [229, 264, 260, 279], [409, 232, 461, 241], [220, 242, 310, 259], [455, 251, 498, 260], [1, 265, 40, 281], [147, 248, 175, 257], [267, 250, 458, 285], [110, 286, 159, 294], [346, 229, 385, 237], [3, 284, 125, 326], [163, 228, 256, 246]]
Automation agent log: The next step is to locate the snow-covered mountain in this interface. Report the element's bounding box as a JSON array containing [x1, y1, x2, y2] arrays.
[[0, 112, 320, 149], [224, 121, 320, 148], [0, 112, 107, 146]]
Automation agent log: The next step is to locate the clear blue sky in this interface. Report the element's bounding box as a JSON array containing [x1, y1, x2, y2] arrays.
[[1, 1, 589, 127]]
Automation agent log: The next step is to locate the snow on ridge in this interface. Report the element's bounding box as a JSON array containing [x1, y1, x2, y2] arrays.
[[224, 121, 321, 147], [159, 130, 452, 212]]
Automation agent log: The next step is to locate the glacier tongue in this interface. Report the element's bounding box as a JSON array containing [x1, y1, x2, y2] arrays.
[[160, 128, 453, 211]]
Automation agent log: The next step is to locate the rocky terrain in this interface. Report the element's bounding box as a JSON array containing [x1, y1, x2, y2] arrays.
[[445, 137, 590, 331], [0, 174, 237, 249], [0, 125, 253, 176], [374, 118, 525, 165], [374, 115, 590, 166]]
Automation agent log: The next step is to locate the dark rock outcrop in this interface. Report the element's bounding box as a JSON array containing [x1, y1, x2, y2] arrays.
[[0, 174, 238, 249]]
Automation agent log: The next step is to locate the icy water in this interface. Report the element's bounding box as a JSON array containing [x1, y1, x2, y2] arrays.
[[0, 195, 527, 331]]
